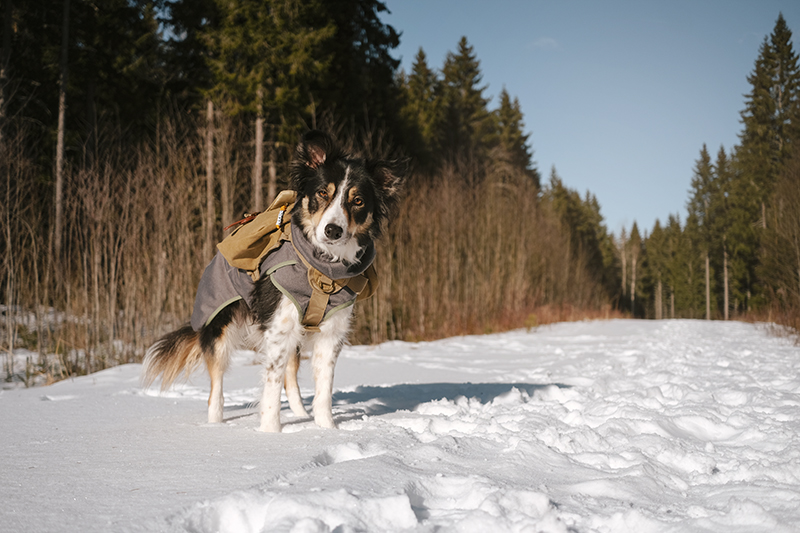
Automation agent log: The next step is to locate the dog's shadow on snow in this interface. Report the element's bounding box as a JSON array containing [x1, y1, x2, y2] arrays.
[[327, 382, 569, 421]]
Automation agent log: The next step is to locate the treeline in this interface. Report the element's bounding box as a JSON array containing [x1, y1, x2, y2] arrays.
[[623, 14, 800, 333], [1, 0, 618, 384]]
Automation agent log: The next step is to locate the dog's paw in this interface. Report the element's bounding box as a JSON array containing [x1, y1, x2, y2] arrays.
[[314, 414, 337, 429], [288, 401, 310, 418], [258, 422, 283, 433]]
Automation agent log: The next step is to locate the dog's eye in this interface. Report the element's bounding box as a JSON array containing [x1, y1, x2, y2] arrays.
[[317, 190, 329, 201], [352, 196, 364, 207]]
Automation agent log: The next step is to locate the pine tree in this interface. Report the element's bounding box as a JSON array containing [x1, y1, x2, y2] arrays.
[[732, 14, 800, 310], [547, 171, 617, 304], [768, 14, 800, 162], [709, 147, 734, 318], [687, 145, 716, 318], [645, 220, 669, 319], [663, 214, 687, 318], [761, 143, 800, 322], [202, 0, 334, 212], [440, 36, 494, 167], [493, 87, 540, 187], [399, 48, 441, 166], [310, 0, 401, 132], [628, 222, 642, 316]]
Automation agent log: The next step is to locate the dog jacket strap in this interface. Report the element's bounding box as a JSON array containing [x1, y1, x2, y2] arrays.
[[354, 263, 378, 302], [291, 247, 339, 329], [303, 268, 340, 330]]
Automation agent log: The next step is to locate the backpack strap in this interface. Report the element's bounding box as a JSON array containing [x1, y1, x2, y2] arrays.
[[217, 190, 296, 280]]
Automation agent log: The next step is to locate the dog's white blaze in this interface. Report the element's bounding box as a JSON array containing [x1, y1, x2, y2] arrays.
[[316, 169, 349, 236], [314, 168, 359, 262]]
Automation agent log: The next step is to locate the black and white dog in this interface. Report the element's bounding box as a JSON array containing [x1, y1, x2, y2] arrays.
[[142, 131, 404, 432]]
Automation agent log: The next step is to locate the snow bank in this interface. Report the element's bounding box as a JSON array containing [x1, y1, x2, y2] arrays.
[[2, 319, 799, 532]]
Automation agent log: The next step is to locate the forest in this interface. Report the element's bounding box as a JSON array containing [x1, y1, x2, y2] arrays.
[[0, 1, 798, 384]]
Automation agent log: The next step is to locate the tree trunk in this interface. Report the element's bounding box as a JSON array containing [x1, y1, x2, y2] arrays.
[[220, 150, 232, 237], [670, 289, 675, 319], [705, 250, 710, 320], [204, 99, 215, 260], [621, 251, 627, 299], [630, 255, 637, 316], [267, 142, 277, 204], [723, 238, 729, 320], [54, 0, 70, 260], [253, 85, 264, 212], [655, 277, 663, 320]]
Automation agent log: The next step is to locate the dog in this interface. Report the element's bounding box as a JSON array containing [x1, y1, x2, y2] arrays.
[[142, 130, 405, 432]]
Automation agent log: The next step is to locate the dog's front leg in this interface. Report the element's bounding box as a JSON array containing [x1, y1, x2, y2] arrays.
[[311, 309, 352, 429], [257, 298, 305, 432]]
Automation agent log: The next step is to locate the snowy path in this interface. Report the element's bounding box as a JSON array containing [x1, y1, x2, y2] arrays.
[[2, 319, 799, 532]]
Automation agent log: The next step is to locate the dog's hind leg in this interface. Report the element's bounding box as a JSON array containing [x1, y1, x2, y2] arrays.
[[199, 302, 245, 423], [285, 348, 310, 417], [204, 347, 227, 423]]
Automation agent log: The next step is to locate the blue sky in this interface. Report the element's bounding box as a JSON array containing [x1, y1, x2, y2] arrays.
[[379, 1, 800, 236]]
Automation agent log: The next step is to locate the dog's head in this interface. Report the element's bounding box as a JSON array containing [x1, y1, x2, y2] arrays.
[[290, 130, 406, 264]]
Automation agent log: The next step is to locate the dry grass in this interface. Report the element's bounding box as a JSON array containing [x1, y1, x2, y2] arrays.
[[2, 117, 614, 383]]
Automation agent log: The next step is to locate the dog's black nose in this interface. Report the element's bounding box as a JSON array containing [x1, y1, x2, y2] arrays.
[[325, 224, 343, 240]]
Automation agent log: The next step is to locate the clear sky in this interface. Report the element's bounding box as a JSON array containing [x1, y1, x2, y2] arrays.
[[379, 1, 800, 236]]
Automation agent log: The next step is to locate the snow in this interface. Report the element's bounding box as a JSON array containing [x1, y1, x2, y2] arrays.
[[2, 319, 800, 532]]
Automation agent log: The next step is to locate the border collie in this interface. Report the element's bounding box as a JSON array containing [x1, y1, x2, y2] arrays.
[[142, 131, 405, 432]]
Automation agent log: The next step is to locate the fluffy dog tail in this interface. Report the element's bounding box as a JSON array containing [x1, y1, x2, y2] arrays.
[[142, 326, 204, 391]]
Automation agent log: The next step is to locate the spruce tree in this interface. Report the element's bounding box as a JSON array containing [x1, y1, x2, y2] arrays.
[[768, 13, 800, 161], [493, 88, 540, 187], [687, 145, 716, 318], [440, 36, 494, 167], [645, 220, 669, 319], [732, 13, 800, 309], [628, 222, 642, 316], [710, 147, 734, 317], [399, 48, 441, 166], [663, 214, 688, 318], [310, 0, 401, 132]]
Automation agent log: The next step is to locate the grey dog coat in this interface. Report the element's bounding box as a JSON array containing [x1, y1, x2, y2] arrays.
[[190, 222, 375, 331]]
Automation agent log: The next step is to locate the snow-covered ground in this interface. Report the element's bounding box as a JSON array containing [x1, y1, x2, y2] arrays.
[[2, 319, 799, 532]]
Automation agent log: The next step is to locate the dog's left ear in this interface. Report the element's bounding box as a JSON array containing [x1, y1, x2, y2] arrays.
[[297, 130, 335, 169], [369, 158, 409, 200]]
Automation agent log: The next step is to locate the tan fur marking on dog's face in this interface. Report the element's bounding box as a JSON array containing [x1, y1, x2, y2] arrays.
[[308, 182, 338, 229], [347, 187, 360, 203], [345, 185, 373, 237]]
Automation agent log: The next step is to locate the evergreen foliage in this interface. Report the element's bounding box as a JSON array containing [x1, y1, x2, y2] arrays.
[[493, 88, 540, 187], [636, 13, 800, 325], [398, 48, 441, 166], [439, 37, 495, 166]]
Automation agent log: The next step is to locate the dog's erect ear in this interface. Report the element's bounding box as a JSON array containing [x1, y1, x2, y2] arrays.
[[369, 158, 409, 200], [297, 130, 334, 169]]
